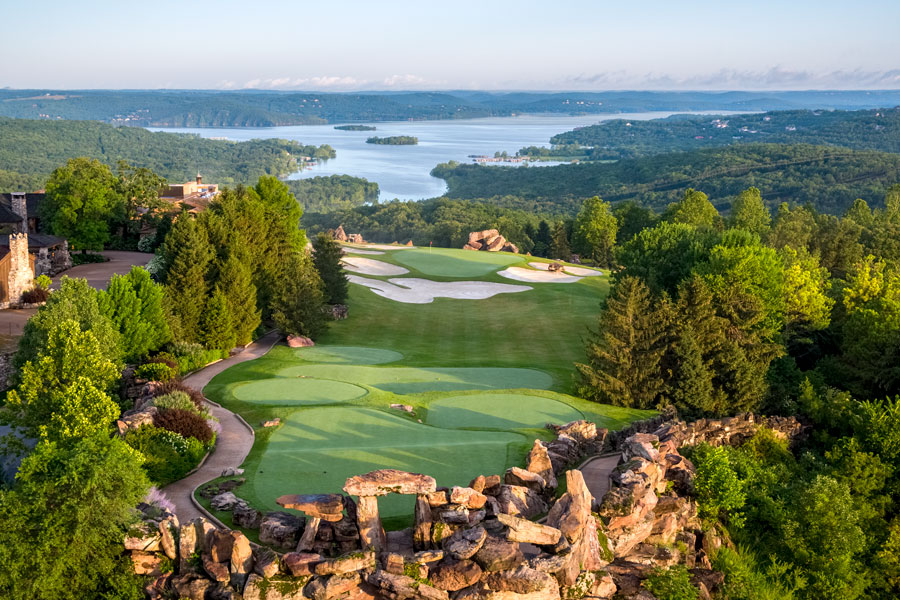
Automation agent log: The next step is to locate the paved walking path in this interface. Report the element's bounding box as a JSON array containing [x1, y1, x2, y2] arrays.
[[161, 331, 281, 523], [579, 453, 621, 504]]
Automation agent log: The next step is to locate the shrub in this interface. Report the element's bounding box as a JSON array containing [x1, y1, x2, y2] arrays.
[[137, 236, 155, 253], [168, 340, 227, 373], [712, 546, 799, 600], [34, 275, 52, 290], [135, 362, 177, 382], [153, 380, 205, 411], [21, 287, 50, 304], [691, 443, 746, 526], [145, 254, 164, 279], [145, 355, 178, 371], [72, 253, 108, 265], [644, 565, 699, 600], [153, 391, 207, 417], [154, 408, 215, 444], [124, 425, 206, 485]]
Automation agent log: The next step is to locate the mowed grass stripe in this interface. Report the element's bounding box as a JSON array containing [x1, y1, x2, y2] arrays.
[[392, 247, 523, 278], [426, 393, 584, 430]]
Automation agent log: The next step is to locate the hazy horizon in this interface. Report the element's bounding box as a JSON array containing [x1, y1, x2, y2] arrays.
[[3, 0, 898, 91]]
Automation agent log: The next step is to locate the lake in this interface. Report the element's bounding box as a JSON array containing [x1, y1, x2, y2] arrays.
[[150, 112, 736, 201]]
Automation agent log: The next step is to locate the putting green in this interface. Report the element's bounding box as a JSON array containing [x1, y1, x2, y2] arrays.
[[278, 365, 553, 394], [292, 346, 403, 365], [392, 248, 523, 278], [232, 378, 367, 405], [427, 393, 585, 430], [250, 406, 527, 518]]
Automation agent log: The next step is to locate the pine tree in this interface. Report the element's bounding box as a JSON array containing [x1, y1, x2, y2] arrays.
[[534, 220, 552, 257], [313, 232, 349, 305], [98, 267, 170, 362], [162, 216, 213, 343], [271, 254, 326, 339], [549, 222, 571, 260], [217, 254, 261, 346], [576, 276, 670, 408], [668, 327, 717, 416], [200, 288, 236, 352]]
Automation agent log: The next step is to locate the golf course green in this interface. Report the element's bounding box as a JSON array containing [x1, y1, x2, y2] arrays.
[[201, 246, 653, 524]]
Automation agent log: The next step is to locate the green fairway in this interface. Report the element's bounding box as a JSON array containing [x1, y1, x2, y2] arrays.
[[427, 393, 585, 430], [200, 245, 654, 531], [392, 247, 523, 277], [232, 377, 367, 405], [246, 406, 526, 518], [292, 346, 403, 365], [278, 365, 553, 394]]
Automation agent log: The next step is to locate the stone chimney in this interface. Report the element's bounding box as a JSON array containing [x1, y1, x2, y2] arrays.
[[8, 233, 32, 304], [10, 192, 27, 233], [196, 173, 202, 185]]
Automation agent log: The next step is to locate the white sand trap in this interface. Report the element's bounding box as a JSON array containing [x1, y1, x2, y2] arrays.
[[563, 266, 603, 277], [358, 244, 416, 250], [498, 267, 582, 283], [348, 275, 530, 304], [342, 249, 384, 255], [341, 257, 410, 276]]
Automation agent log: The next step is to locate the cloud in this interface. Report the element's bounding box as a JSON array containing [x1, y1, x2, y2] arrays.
[[564, 67, 900, 90], [382, 74, 427, 87], [221, 74, 440, 91]]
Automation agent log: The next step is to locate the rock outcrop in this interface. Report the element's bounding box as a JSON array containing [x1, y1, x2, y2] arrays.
[[463, 229, 519, 254]]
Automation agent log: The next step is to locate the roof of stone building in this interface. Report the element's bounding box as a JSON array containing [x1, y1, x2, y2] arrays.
[[0, 192, 45, 218], [0, 233, 65, 249], [0, 204, 23, 224]]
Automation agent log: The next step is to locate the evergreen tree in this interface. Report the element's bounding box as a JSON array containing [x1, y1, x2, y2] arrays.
[[534, 220, 552, 257], [549, 221, 571, 260], [271, 254, 326, 339], [98, 267, 170, 362], [729, 187, 771, 236], [572, 196, 618, 266], [313, 232, 349, 305], [668, 327, 717, 416], [216, 255, 260, 346], [200, 288, 236, 352], [576, 276, 669, 408], [162, 216, 213, 342]]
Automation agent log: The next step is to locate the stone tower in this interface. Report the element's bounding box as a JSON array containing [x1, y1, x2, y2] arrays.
[[10, 192, 27, 233], [8, 233, 32, 304]]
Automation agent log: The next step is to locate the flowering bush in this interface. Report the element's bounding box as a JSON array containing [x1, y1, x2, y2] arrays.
[[154, 408, 215, 444], [124, 425, 206, 485]]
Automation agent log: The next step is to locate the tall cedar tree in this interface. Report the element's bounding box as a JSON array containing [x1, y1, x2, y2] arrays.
[[271, 254, 326, 338], [255, 177, 307, 315], [161, 216, 213, 343], [549, 221, 571, 260], [533, 220, 552, 257], [313, 232, 349, 305], [98, 266, 170, 362], [576, 276, 669, 408], [668, 327, 717, 417], [573, 196, 618, 266], [200, 288, 236, 352], [216, 254, 261, 346]]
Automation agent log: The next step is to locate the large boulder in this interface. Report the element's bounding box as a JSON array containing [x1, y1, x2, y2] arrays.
[[444, 525, 487, 560], [496, 485, 548, 519], [430, 559, 484, 591], [496, 514, 561, 546], [344, 469, 437, 497], [525, 441, 557, 490], [474, 535, 524, 572], [277, 493, 345, 522], [259, 512, 303, 549]]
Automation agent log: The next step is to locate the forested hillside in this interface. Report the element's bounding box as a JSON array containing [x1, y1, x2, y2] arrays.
[[3, 89, 900, 127], [433, 143, 900, 215], [0, 117, 333, 189], [287, 175, 379, 212], [549, 107, 900, 159]]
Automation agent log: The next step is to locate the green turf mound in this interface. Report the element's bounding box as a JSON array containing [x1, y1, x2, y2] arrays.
[[426, 393, 585, 430], [293, 346, 403, 365], [278, 365, 553, 394], [392, 248, 523, 278], [232, 377, 367, 405], [250, 406, 526, 518]]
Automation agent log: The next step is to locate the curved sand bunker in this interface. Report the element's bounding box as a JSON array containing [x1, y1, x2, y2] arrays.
[[341, 256, 410, 276], [348, 274, 530, 304], [342, 248, 385, 256], [358, 244, 415, 250], [498, 267, 582, 283]]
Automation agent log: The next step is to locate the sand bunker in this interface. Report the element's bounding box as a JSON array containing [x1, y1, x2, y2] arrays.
[[562, 266, 603, 277], [343, 249, 384, 256], [358, 244, 415, 250], [341, 257, 410, 276], [498, 267, 581, 283], [348, 275, 530, 304]]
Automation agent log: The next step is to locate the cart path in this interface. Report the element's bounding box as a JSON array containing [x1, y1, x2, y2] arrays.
[[161, 331, 281, 523], [579, 453, 621, 504]]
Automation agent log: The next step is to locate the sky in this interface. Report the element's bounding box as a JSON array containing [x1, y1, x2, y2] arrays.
[[2, 0, 899, 91]]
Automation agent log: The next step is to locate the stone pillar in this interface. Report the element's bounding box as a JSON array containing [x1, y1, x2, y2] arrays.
[[413, 494, 433, 550], [356, 496, 385, 552], [297, 516, 321, 552], [10, 192, 27, 233], [7, 233, 32, 304]]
